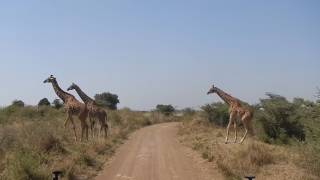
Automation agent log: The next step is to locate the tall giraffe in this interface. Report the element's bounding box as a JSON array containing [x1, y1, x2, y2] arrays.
[[207, 84, 253, 144], [43, 75, 89, 141], [67, 83, 108, 138]]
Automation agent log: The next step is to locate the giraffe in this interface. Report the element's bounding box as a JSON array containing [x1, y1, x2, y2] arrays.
[[67, 83, 108, 138], [43, 75, 89, 141], [207, 84, 254, 144]]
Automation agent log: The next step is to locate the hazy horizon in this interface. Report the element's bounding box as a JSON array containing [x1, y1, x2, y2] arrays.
[[0, 1, 319, 110]]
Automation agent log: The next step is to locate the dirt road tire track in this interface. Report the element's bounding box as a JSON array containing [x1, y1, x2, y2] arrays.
[[95, 122, 222, 180]]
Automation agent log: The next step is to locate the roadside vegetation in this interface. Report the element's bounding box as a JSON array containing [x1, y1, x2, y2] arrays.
[[0, 100, 174, 180], [178, 93, 320, 180], [1, 90, 319, 180]]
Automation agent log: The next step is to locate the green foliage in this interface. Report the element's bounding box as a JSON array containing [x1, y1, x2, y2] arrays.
[[201, 102, 229, 126], [52, 99, 63, 109], [255, 93, 306, 144], [182, 108, 196, 116], [94, 92, 120, 110], [37, 98, 50, 106], [11, 100, 24, 107], [156, 104, 175, 116]]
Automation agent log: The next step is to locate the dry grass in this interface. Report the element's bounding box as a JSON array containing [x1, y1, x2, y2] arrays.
[[178, 116, 318, 180], [0, 106, 171, 180]]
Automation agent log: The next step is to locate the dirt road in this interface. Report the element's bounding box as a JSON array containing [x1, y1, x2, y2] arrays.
[[95, 122, 222, 180]]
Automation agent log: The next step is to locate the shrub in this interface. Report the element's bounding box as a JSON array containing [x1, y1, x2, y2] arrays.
[[201, 102, 229, 126], [94, 92, 120, 110], [11, 100, 24, 107], [255, 93, 306, 144], [38, 98, 50, 106], [156, 104, 175, 116], [52, 99, 63, 109]]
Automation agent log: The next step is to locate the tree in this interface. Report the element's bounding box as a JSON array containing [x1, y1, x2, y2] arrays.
[[12, 100, 24, 107], [256, 93, 305, 143], [94, 92, 120, 110], [52, 99, 63, 109], [38, 98, 50, 106], [156, 104, 175, 116]]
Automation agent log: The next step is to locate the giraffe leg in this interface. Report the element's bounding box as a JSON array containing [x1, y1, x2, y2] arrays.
[[104, 123, 108, 138], [99, 118, 103, 138], [225, 113, 235, 144], [98, 114, 105, 138], [99, 125, 103, 138], [233, 121, 237, 143], [102, 113, 109, 138], [64, 112, 71, 129], [79, 111, 89, 141], [240, 128, 248, 144], [68, 116, 78, 141], [80, 121, 84, 141], [80, 119, 89, 141], [89, 116, 95, 138], [240, 115, 251, 144], [102, 115, 108, 138], [85, 121, 89, 141]]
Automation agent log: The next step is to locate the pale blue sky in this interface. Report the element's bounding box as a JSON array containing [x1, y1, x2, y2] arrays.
[[0, 1, 319, 110]]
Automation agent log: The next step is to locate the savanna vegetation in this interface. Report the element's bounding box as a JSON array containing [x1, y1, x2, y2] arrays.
[[1, 89, 320, 180], [0, 99, 173, 180], [178, 92, 320, 180]]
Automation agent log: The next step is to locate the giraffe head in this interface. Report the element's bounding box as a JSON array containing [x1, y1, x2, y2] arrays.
[[43, 75, 56, 84], [207, 84, 217, 94], [67, 83, 77, 91]]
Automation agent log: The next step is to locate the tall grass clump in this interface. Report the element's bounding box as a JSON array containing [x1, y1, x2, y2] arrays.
[[5, 150, 48, 180]]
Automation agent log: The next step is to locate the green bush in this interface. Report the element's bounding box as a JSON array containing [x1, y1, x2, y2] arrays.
[[94, 92, 120, 110], [201, 102, 229, 126], [11, 100, 25, 107], [256, 93, 305, 144], [156, 104, 175, 116], [52, 99, 63, 109], [38, 98, 50, 106]]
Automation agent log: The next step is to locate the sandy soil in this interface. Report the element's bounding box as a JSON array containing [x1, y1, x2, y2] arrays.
[[95, 122, 223, 180]]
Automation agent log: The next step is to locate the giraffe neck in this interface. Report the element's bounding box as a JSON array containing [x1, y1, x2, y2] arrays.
[[51, 80, 73, 102], [73, 85, 94, 104], [215, 87, 239, 106]]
